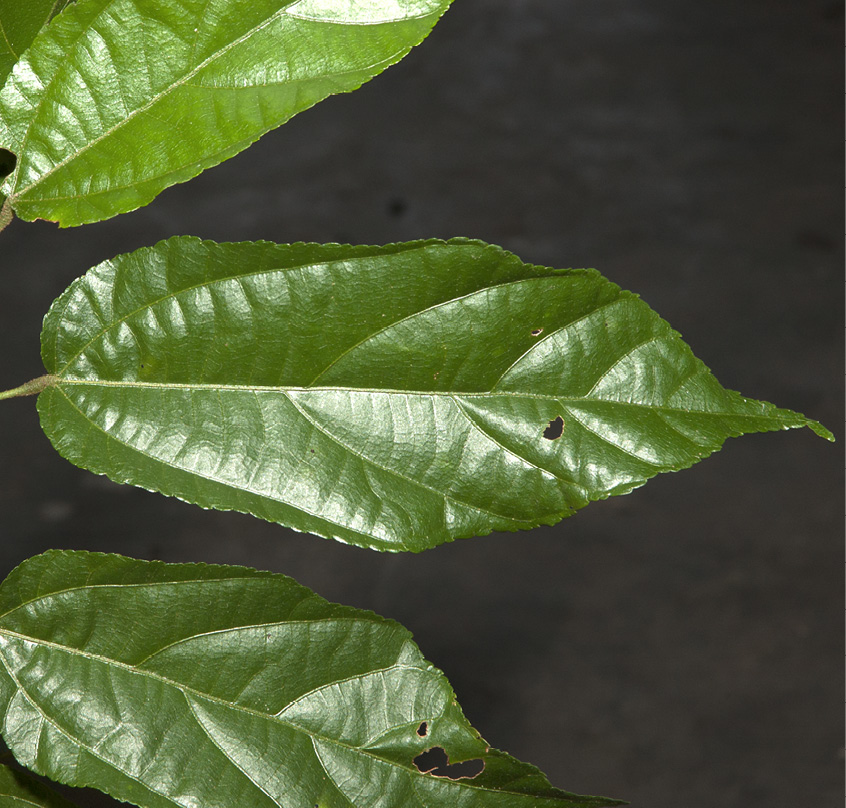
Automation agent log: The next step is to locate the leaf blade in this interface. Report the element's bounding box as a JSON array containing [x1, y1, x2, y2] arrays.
[[0, 0, 452, 226], [0, 550, 624, 808], [0, 0, 72, 88], [37, 237, 831, 551], [0, 764, 80, 808]]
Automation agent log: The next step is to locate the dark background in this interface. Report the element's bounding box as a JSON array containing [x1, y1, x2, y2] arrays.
[[0, 1, 842, 806]]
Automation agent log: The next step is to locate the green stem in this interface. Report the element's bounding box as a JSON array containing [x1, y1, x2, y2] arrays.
[[0, 198, 12, 234], [0, 374, 58, 401]]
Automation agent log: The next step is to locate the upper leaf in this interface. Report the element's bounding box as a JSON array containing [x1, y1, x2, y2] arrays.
[[35, 237, 831, 551], [0, 763, 80, 808], [0, 550, 624, 808], [0, 0, 70, 219], [0, 1, 72, 88], [0, 0, 452, 226]]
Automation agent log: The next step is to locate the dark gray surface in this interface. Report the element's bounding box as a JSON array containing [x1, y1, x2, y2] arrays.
[[0, 1, 842, 806]]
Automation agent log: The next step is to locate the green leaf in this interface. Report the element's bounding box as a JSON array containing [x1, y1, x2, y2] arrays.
[[0, 763, 79, 808], [32, 237, 831, 551], [0, 550, 624, 808], [0, 0, 452, 227], [0, 0, 72, 88]]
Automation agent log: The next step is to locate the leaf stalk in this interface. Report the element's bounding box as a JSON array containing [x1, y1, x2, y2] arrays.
[[0, 374, 57, 401], [0, 199, 11, 234]]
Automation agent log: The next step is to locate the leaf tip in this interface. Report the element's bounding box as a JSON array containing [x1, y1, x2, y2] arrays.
[[807, 420, 835, 442]]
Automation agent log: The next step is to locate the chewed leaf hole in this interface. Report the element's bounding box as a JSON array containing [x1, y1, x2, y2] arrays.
[[0, 149, 16, 180], [543, 415, 564, 440], [531, 327, 543, 336], [413, 747, 485, 780], [416, 721, 428, 737]]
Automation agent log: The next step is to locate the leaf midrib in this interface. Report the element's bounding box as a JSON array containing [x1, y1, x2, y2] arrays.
[[10, 0, 304, 198], [16, 52, 404, 207], [0, 627, 427, 766], [0, 627, 509, 801], [54, 378, 781, 419], [52, 377, 796, 536], [52, 384, 532, 526]]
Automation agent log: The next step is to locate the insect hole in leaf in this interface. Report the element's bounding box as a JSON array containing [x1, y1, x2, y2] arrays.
[[0, 149, 16, 180], [413, 747, 485, 780], [543, 415, 565, 440]]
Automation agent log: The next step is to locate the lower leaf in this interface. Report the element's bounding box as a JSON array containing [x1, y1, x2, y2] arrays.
[[0, 551, 624, 808], [0, 763, 80, 807]]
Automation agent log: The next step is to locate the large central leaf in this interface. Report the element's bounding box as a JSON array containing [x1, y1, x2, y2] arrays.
[[0, 0, 452, 226], [36, 237, 830, 551], [0, 551, 623, 808]]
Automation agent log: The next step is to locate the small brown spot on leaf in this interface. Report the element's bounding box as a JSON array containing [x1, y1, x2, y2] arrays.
[[531, 328, 543, 337], [543, 415, 564, 440]]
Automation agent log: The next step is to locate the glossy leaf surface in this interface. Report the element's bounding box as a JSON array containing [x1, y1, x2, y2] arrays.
[[0, 551, 623, 808], [36, 238, 831, 551], [0, 0, 72, 218], [0, 0, 71, 87], [0, 763, 79, 808], [0, 0, 452, 226]]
